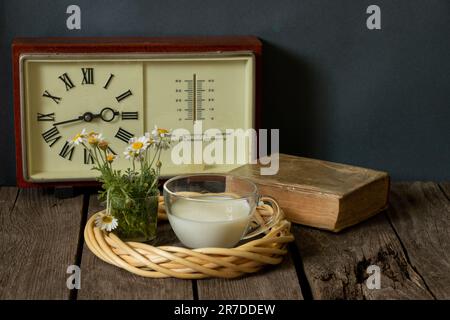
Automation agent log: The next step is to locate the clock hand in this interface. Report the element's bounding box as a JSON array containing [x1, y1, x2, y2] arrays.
[[53, 112, 95, 126], [96, 107, 120, 122], [53, 108, 119, 126], [53, 115, 84, 126]]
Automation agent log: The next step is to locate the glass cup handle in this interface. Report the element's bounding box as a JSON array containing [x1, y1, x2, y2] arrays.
[[241, 195, 282, 240]]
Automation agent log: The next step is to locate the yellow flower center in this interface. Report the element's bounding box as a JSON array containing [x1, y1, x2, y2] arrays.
[[88, 136, 98, 145], [106, 154, 115, 162], [132, 141, 144, 150], [158, 128, 169, 134], [101, 215, 113, 224], [72, 133, 81, 142]]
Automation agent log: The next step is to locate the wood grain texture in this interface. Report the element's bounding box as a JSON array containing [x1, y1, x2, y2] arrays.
[[439, 182, 450, 200], [293, 212, 434, 299], [78, 195, 193, 300], [197, 253, 303, 300], [0, 188, 83, 299], [1, 182, 447, 300], [387, 182, 450, 299]]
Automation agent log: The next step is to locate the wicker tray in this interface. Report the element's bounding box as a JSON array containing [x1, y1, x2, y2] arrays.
[[84, 196, 293, 279]]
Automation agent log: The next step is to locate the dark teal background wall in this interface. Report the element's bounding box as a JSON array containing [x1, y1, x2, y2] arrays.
[[1, 0, 449, 185]]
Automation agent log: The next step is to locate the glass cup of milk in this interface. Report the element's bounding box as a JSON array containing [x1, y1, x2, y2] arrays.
[[164, 174, 273, 248]]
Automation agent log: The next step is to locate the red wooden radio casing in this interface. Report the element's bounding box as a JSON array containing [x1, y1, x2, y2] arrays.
[[12, 36, 262, 188]]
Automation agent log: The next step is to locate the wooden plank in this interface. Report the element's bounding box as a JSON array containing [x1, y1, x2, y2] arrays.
[[293, 211, 434, 299], [387, 182, 450, 299], [0, 188, 84, 299], [439, 182, 450, 200], [197, 253, 303, 300], [78, 195, 193, 300]]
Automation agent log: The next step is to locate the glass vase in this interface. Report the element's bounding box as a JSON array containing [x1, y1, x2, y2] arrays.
[[106, 191, 159, 243]]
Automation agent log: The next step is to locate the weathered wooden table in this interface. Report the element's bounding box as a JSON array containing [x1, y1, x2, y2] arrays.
[[0, 182, 449, 300]]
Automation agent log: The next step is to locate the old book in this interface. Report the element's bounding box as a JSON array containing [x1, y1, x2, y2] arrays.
[[231, 154, 389, 232]]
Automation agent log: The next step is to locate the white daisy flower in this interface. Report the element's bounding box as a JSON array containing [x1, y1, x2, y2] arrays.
[[144, 132, 155, 146], [106, 153, 117, 163], [123, 149, 134, 160], [150, 127, 172, 150], [151, 126, 171, 138], [87, 132, 103, 146], [123, 148, 144, 161], [69, 128, 88, 145], [128, 135, 150, 154], [95, 212, 118, 232]]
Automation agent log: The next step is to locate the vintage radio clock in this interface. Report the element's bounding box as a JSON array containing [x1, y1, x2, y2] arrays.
[[13, 37, 261, 187]]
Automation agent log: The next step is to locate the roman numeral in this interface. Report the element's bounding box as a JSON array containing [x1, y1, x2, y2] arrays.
[[84, 149, 95, 164], [58, 73, 75, 91], [114, 127, 134, 143], [81, 68, 94, 85], [107, 146, 117, 155], [121, 111, 139, 120], [37, 112, 55, 122], [116, 89, 132, 102], [42, 90, 62, 104], [42, 126, 61, 147], [103, 74, 114, 89], [59, 141, 75, 160]]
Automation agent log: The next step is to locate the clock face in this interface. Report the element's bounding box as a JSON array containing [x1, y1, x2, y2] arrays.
[[20, 54, 254, 182]]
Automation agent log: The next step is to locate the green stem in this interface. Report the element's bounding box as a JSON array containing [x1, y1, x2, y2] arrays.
[[149, 140, 161, 168]]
